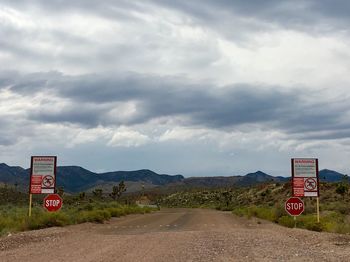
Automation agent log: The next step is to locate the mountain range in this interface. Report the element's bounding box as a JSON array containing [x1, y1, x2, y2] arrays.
[[0, 163, 347, 193]]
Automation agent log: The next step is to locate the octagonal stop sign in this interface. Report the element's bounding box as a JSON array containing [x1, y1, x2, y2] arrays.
[[43, 194, 63, 212], [285, 197, 304, 216]]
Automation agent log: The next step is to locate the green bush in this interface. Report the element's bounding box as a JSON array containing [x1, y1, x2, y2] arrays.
[[77, 210, 112, 223], [336, 184, 348, 195], [25, 212, 72, 230], [334, 222, 350, 234], [326, 203, 350, 215], [278, 216, 295, 228], [81, 203, 95, 211], [107, 208, 126, 217], [0, 202, 155, 235], [304, 221, 324, 232], [232, 207, 247, 217]]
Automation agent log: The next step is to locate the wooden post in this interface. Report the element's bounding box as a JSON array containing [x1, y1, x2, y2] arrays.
[[28, 194, 32, 217], [316, 197, 320, 223]]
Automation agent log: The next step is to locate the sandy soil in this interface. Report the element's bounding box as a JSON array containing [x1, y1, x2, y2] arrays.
[[1, 208, 350, 261]]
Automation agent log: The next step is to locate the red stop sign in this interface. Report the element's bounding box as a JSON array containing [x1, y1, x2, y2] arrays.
[[285, 197, 304, 216], [43, 194, 63, 212]]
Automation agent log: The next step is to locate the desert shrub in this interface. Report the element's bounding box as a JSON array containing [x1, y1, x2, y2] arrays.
[[0, 216, 18, 235], [24, 212, 72, 230], [326, 203, 350, 215], [232, 207, 247, 217], [303, 204, 316, 215], [242, 206, 279, 222], [80, 203, 95, 211], [0, 202, 155, 235], [77, 210, 112, 223], [278, 216, 295, 228], [253, 207, 276, 221], [218, 206, 234, 211], [304, 221, 324, 232], [334, 222, 350, 234], [232, 206, 282, 222], [107, 208, 126, 217], [336, 183, 348, 196], [273, 207, 285, 222]]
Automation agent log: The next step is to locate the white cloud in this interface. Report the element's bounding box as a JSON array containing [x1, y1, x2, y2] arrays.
[[108, 127, 150, 147], [159, 127, 208, 142]]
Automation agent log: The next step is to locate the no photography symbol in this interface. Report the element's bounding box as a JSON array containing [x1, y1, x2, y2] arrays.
[[42, 175, 54, 188], [304, 178, 317, 191]]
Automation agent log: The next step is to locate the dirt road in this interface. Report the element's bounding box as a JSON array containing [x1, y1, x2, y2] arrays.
[[1, 208, 350, 261]]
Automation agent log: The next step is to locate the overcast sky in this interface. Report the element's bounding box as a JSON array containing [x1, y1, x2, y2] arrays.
[[1, 0, 350, 176]]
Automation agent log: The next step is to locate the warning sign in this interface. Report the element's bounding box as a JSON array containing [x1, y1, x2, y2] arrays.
[[292, 158, 319, 197], [29, 156, 57, 194]]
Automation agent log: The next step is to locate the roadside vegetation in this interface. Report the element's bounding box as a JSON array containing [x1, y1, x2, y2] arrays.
[[0, 182, 155, 236], [159, 180, 350, 234]]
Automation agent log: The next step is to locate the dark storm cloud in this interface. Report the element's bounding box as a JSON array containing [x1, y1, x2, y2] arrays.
[[0, 137, 14, 146], [1, 0, 150, 22], [8, 71, 62, 94], [0, 134, 16, 146], [29, 105, 108, 128], [154, 0, 350, 34], [2, 1, 350, 37], [297, 129, 350, 140], [0, 119, 20, 146], [0, 71, 19, 88], [4, 71, 350, 140], [0, 19, 97, 66]]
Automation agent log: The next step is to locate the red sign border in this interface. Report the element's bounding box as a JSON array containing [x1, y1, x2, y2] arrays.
[[291, 158, 319, 197], [29, 156, 57, 194]]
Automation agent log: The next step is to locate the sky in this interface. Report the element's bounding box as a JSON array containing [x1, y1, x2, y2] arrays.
[[0, 0, 350, 177]]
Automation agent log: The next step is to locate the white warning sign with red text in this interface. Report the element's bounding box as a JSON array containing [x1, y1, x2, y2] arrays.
[[30, 156, 57, 194], [292, 158, 319, 197]]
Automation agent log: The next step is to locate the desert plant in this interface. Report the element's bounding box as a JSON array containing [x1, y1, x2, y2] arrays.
[[109, 181, 127, 200]]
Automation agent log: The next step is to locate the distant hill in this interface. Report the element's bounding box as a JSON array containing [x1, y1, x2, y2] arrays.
[[0, 163, 28, 187], [56, 166, 101, 193], [0, 163, 184, 193], [0, 162, 347, 193], [319, 169, 348, 182], [180, 171, 288, 189], [237, 171, 289, 186]]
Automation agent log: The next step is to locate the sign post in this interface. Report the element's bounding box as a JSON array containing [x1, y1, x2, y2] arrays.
[[291, 158, 320, 222], [285, 197, 304, 227], [316, 197, 320, 223], [29, 156, 57, 217], [28, 194, 32, 217]]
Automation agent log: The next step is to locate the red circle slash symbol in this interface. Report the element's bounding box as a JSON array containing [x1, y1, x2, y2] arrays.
[[304, 178, 317, 191], [42, 175, 54, 188]]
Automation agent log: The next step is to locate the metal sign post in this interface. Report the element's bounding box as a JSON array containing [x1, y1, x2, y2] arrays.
[[316, 197, 320, 223], [28, 156, 57, 217], [28, 194, 32, 217], [291, 158, 320, 222]]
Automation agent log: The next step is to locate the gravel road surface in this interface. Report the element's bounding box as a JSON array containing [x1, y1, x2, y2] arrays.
[[1, 208, 350, 261]]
